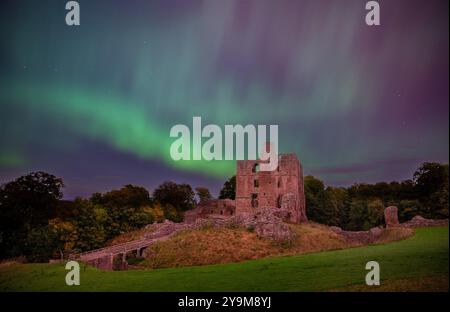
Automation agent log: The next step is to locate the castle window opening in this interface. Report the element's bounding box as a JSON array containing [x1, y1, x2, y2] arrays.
[[276, 195, 282, 208], [251, 193, 258, 208], [252, 163, 260, 173], [254, 179, 259, 187]]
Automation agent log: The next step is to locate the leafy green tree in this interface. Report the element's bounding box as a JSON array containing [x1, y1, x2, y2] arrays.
[[414, 162, 449, 218], [325, 187, 348, 227], [346, 199, 367, 231], [219, 176, 236, 200], [304, 176, 333, 225], [414, 163, 448, 198], [346, 198, 384, 230], [91, 185, 154, 237], [70, 198, 107, 251], [22, 225, 58, 263], [398, 199, 422, 222], [195, 187, 213, 203], [366, 198, 385, 228], [0, 172, 64, 259], [162, 203, 183, 222], [129, 211, 155, 228], [153, 181, 195, 212], [430, 187, 449, 218], [49, 218, 78, 259], [94, 185, 151, 208]]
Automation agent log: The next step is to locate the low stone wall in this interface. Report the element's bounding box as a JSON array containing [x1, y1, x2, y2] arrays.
[[399, 216, 449, 228], [330, 226, 384, 244], [329, 214, 449, 244]]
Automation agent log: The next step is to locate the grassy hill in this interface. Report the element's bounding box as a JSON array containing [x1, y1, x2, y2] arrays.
[[140, 222, 413, 268], [0, 226, 448, 291]]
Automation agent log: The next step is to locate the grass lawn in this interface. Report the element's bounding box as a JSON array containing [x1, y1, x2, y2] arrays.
[[0, 226, 448, 292]]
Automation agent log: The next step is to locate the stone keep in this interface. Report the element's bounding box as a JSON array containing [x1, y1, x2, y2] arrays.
[[235, 154, 307, 223]]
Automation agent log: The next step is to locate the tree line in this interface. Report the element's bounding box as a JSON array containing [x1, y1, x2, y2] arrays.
[[0, 176, 207, 262], [0, 162, 447, 262], [218, 162, 449, 230], [304, 162, 448, 230]]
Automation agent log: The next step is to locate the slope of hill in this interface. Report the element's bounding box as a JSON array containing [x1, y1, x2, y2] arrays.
[[139, 222, 413, 268]]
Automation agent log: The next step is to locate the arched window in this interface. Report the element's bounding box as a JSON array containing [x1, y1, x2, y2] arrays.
[[252, 163, 260, 173]]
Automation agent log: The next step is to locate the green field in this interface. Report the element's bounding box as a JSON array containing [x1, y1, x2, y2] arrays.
[[0, 227, 448, 291]]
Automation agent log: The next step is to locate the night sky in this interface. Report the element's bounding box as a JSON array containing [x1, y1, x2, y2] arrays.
[[0, 0, 448, 198]]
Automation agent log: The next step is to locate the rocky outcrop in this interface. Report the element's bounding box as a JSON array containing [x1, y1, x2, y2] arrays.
[[384, 206, 399, 228]]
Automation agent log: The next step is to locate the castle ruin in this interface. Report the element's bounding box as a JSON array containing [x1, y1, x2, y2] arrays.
[[185, 153, 307, 223], [235, 154, 307, 223]]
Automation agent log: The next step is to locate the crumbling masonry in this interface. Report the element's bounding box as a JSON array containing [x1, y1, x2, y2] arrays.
[[235, 154, 307, 223], [185, 153, 307, 223]]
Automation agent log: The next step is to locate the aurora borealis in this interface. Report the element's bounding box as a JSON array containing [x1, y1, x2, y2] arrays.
[[0, 0, 448, 198]]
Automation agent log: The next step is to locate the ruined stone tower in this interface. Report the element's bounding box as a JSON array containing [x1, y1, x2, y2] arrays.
[[235, 154, 307, 223]]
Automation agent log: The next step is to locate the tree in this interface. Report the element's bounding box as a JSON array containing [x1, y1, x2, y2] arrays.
[[49, 218, 78, 259], [70, 198, 107, 251], [219, 176, 236, 200], [325, 187, 348, 227], [366, 198, 384, 228], [152, 181, 195, 212], [129, 209, 155, 228], [414, 163, 448, 198], [398, 199, 422, 222], [304, 176, 331, 224], [162, 203, 183, 222], [346, 198, 384, 231], [91, 185, 153, 237], [0, 171, 64, 259], [414, 162, 449, 218], [94, 184, 151, 208], [22, 225, 58, 263], [346, 199, 367, 231], [195, 187, 213, 203]]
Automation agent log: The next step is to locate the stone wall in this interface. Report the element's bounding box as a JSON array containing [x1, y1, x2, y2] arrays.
[[184, 199, 236, 223], [383, 206, 448, 228], [399, 215, 449, 228], [330, 226, 384, 244]]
